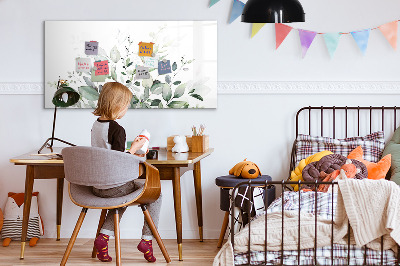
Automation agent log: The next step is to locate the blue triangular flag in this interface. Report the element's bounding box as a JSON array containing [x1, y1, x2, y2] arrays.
[[229, 0, 245, 23], [323, 33, 341, 58], [351, 29, 370, 55], [209, 0, 220, 7]]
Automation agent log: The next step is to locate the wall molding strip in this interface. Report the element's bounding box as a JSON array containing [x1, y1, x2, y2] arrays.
[[1, 81, 400, 95]]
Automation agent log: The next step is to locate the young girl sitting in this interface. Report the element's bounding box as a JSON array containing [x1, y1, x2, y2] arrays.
[[91, 82, 162, 263]]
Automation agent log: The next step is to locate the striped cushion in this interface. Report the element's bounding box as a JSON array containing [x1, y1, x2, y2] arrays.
[[295, 131, 385, 167], [1, 217, 41, 240]]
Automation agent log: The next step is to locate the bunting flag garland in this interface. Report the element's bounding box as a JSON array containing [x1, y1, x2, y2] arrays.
[[298, 30, 317, 58], [275, 23, 293, 49], [206, 3, 400, 57], [351, 29, 370, 55], [378, 21, 398, 50], [251, 23, 266, 38], [323, 33, 341, 58], [209, 0, 220, 8], [229, 0, 245, 24]]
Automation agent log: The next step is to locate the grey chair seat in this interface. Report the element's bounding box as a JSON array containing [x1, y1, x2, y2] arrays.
[[69, 180, 145, 208]]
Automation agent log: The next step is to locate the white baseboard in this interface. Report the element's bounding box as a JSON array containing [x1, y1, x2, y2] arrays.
[[1, 81, 400, 95]]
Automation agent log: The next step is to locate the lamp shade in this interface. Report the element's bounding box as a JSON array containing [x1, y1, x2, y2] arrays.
[[52, 86, 80, 108], [241, 0, 305, 23]]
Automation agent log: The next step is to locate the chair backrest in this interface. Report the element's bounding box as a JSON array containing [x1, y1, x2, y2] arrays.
[[62, 146, 145, 187]]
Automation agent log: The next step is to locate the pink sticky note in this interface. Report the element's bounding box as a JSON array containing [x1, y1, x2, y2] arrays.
[[94, 60, 109, 76]]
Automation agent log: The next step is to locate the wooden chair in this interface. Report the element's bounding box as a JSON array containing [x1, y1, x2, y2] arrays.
[[60, 146, 171, 265]]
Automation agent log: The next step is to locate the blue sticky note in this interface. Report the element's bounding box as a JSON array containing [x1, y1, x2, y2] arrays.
[[158, 60, 172, 75]]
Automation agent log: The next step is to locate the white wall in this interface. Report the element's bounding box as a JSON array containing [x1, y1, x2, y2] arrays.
[[1, 0, 400, 239]]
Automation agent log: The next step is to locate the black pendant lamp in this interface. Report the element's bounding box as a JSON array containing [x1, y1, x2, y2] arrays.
[[242, 0, 305, 23]]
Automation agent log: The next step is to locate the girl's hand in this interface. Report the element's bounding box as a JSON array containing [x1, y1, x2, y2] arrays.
[[134, 148, 149, 157], [129, 137, 147, 155]]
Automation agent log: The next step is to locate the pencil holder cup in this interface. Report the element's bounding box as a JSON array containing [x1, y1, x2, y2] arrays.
[[191, 135, 209, 153]]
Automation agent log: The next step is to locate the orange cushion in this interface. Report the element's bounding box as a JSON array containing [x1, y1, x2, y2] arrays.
[[348, 146, 391, 180]]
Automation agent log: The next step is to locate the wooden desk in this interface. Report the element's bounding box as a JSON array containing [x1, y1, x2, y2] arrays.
[[10, 147, 213, 261]]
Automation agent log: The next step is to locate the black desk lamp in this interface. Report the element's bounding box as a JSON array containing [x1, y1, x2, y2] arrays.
[[241, 0, 305, 23], [38, 78, 80, 154]]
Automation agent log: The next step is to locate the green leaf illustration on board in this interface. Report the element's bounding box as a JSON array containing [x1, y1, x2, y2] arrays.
[[151, 83, 164, 94], [150, 99, 162, 106], [167, 101, 187, 108], [173, 81, 181, 85], [173, 83, 186, 98], [172, 62, 177, 71], [79, 86, 100, 101], [190, 94, 204, 101], [83, 76, 96, 90], [110, 46, 121, 63], [142, 78, 153, 88], [111, 66, 117, 81], [131, 95, 139, 105], [165, 75, 171, 84], [144, 87, 150, 100], [162, 84, 172, 102]]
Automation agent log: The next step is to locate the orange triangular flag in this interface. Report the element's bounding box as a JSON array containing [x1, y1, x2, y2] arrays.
[[275, 23, 293, 49], [378, 21, 398, 50]]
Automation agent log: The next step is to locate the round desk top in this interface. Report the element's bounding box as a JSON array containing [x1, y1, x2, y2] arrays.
[[215, 175, 272, 188]]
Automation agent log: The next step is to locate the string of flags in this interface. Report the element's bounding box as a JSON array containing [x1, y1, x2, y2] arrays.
[[209, 0, 399, 58]]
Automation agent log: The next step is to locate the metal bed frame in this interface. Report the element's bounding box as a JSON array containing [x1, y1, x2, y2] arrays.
[[230, 106, 400, 266]]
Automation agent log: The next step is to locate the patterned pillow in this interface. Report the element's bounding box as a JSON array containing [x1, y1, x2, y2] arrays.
[[294, 131, 385, 166]]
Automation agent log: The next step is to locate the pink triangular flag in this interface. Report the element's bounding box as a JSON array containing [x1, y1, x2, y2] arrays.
[[378, 21, 398, 50], [298, 29, 317, 58], [275, 23, 293, 49]]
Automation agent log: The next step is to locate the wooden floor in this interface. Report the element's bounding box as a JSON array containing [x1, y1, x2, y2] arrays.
[[0, 239, 221, 265]]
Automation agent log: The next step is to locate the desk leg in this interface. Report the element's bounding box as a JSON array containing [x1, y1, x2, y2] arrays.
[[56, 178, 64, 241], [20, 165, 35, 259], [172, 167, 183, 261], [193, 161, 203, 242]]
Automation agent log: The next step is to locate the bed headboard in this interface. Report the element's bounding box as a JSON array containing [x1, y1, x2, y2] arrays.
[[290, 106, 400, 179]]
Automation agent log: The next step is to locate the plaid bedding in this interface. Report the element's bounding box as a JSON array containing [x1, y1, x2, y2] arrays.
[[234, 191, 397, 265], [294, 131, 385, 166], [234, 244, 397, 265]]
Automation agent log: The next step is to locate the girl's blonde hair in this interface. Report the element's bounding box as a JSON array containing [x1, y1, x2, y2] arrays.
[[93, 82, 133, 120]]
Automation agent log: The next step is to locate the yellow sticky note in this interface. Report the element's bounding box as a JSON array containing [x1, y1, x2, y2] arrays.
[[138, 42, 154, 57]]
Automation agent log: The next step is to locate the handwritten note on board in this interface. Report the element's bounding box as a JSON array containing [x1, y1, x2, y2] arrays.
[[94, 60, 109, 76], [143, 57, 158, 68], [85, 41, 99, 55], [138, 42, 154, 57], [91, 70, 106, 82], [76, 58, 91, 72], [158, 60, 172, 75], [135, 66, 150, 79]]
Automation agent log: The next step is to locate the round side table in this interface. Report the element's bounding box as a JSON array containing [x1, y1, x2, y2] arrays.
[[215, 175, 275, 248]]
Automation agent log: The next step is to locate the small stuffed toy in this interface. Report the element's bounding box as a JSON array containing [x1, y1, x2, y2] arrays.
[[229, 159, 261, 179], [172, 135, 189, 153], [1, 192, 44, 247]]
